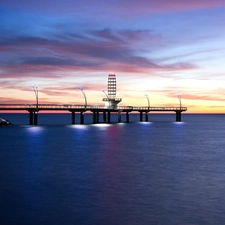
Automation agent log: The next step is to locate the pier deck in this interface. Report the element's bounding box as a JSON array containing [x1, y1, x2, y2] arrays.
[[0, 104, 187, 125]]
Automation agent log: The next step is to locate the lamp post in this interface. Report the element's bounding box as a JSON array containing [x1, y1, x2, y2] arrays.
[[32, 85, 38, 109], [177, 93, 182, 110], [101, 89, 109, 100], [144, 94, 150, 109], [78, 86, 87, 109]]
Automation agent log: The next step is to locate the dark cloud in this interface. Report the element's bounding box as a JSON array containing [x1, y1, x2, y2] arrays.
[[0, 28, 196, 74], [22, 57, 74, 66]]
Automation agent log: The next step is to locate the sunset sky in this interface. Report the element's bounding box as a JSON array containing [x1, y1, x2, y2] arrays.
[[1, 0, 225, 113]]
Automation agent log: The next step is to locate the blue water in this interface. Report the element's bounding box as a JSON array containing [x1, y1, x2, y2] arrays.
[[1, 113, 225, 225]]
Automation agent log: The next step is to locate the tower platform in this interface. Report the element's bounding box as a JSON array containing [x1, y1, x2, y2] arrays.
[[102, 72, 122, 109]]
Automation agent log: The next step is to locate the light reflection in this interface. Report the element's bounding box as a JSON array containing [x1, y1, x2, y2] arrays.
[[173, 122, 185, 125], [138, 122, 152, 124], [92, 123, 112, 130], [67, 124, 89, 129], [27, 126, 44, 133], [92, 124, 112, 127]]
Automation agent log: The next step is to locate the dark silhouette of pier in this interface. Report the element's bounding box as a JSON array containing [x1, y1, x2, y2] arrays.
[[0, 104, 187, 125], [0, 73, 187, 125]]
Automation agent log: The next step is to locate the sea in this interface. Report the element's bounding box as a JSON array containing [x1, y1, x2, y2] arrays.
[[1, 113, 225, 225]]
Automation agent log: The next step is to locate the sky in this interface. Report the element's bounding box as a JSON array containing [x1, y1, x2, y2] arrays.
[[1, 0, 225, 113]]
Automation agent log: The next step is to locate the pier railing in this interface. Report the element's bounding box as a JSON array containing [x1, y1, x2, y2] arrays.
[[0, 104, 187, 124], [0, 104, 187, 112]]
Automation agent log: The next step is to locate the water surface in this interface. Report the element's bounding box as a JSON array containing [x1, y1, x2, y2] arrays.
[[1, 114, 225, 225]]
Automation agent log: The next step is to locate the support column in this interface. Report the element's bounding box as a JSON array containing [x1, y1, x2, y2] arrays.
[[29, 111, 33, 125], [93, 112, 97, 124], [140, 111, 143, 122], [34, 111, 38, 125], [145, 112, 148, 122], [126, 112, 129, 123], [71, 111, 75, 124], [93, 112, 99, 123], [80, 112, 84, 124], [108, 111, 111, 123], [176, 111, 181, 122], [103, 112, 106, 123], [118, 111, 121, 123], [96, 112, 99, 123]]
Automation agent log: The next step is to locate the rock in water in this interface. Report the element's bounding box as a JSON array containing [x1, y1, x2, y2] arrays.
[[0, 118, 12, 126]]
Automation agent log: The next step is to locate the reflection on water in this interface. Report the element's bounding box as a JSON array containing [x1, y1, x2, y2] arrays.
[[67, 124, 89, 129], [1, 114, 225, 224], [26, 126, 45, 133], [91, 123, 112, 130]]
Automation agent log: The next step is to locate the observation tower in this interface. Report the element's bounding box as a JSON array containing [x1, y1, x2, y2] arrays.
[[102, 72, 122, 109]]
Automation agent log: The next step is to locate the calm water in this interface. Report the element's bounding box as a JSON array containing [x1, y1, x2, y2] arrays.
[[1, 113, 225, 225]]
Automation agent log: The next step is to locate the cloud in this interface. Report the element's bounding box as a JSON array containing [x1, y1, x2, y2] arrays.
[[112, 0, 225, 14], [22, 57, 74, 66], [1, 0, 225, 16], [167, 90, 225, 102], [0, 97, 30, 104], [0, 80, 21, 89], [0, 28, 196, 77]]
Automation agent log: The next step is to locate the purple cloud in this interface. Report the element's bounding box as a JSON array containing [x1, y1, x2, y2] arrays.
[[1, 0, 225, 15], [0, 28, 196, 77]]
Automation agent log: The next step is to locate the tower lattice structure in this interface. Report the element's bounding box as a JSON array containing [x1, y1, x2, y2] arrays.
[[102, 72, 122, 109], [108, 72, 116, 98]]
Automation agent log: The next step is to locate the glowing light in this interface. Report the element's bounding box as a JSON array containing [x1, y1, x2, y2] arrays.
[[67, 124, 88, 129], [173, 121, 185, 124], [27, 126, 44, 133], [92, 123, 112, 127]]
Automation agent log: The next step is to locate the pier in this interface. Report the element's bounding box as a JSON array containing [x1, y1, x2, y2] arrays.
[[0, 104, 187, 125], [0, 73, 187, 125]]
